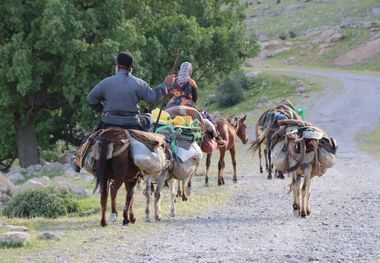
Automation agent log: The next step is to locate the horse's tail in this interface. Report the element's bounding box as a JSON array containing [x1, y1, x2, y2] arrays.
[[93, 137, 111, 193], [249, 113, 275, 154]]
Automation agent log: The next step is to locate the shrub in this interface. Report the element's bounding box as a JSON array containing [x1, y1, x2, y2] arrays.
[[289, 31, 297, 38], [279, 32, 287, 40], [2, 187, 79, 218], [215, 71, 248, 107]]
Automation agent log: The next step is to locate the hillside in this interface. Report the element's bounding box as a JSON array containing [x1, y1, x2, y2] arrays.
[[245, 0, 380, 71]]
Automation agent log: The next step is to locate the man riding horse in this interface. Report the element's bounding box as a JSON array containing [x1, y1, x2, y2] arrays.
[[71, 51, 171, 172]]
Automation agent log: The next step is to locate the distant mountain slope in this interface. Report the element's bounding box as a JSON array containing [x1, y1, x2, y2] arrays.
[[245, 0, 380, 71]]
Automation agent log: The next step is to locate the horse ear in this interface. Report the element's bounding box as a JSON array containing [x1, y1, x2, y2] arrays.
[[241, 114, 247, 122]]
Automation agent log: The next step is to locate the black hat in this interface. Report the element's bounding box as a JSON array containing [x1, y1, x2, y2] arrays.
[[116, 52, 133, 67]]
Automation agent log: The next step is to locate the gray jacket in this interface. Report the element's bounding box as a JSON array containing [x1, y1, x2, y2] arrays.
[[87, 70, 167, 126]]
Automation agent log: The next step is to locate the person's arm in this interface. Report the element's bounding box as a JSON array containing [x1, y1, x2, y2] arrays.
[[87, 81, 105, 113], [192, 87, 198, 104], [137, 76, 173, 103], [137, 80, 166, 103]]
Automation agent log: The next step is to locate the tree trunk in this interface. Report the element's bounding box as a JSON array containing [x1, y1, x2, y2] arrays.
[[14, 112, 40, 168]]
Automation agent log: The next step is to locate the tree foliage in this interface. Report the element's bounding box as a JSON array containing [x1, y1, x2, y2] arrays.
[[0, 0, 259, 167]]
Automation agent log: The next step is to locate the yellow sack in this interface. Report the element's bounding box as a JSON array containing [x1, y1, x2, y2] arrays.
[[152, 108, 171, 123], [183, 115, 193, 127], [172, 116, 186, 126]]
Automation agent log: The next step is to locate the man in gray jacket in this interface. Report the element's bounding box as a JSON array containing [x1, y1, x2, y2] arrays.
[[71, 52, 169, 172], [87, 51, 169, 131]]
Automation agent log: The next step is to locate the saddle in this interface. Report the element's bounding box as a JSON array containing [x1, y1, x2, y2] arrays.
[[129, 129, 165, 151]]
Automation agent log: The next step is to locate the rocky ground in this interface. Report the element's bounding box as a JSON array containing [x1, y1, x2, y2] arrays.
[[1, 69, 380, 262]]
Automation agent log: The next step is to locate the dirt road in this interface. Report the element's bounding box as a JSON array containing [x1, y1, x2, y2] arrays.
[[10, 69, 380, 262], [113, 69, 380, 263]]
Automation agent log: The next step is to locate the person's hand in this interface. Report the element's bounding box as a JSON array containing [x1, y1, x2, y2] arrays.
[[165, 74, 175, 87]]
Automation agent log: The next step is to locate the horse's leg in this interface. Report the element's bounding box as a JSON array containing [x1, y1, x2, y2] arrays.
[[144, 176, 152, 222], [168, 179, 176, 217], [306, 182, 312, 216], [266, 146, 273, 180], [110, 180, 123, 223], [277, 170, 285, 179], [181, 180, 187, 201], [218, 149, 226, 185], [123, 179, 138, 225], [186, 170, 194, 197], [176, 179, 182, 197], [154, 172, 166, 222], [258, 145, 263, 174], [291, 173, 302, 217], [264, 147, 269, 172], [301, 168, 312, 218], [205, 153, 212, 186], [230, 147, 237, 183], [99, 181, 109, 227]]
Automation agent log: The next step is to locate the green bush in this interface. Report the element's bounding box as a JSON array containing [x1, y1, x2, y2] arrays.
[[214, 71, 248, 107], [289, 31, 297, 38], [2, 187, 79, 218]]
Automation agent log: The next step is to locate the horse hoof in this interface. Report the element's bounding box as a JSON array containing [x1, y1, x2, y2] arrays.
[[170, 210, 176, 217], [182, 196, 188, 202], [218, 180, 222, 186], [293, 209, 300, 218], [130, 217, 136, 224], [300, 211, 307, 218], [307, 209, 311, 216], [145, 216, 151, 223], [155, 216, 161, 222], [222, 178, 225, 185], [186, 187, 191, 196], [260, 168, 263, 173], [100, 221, 108, 227], [267, 175, 272, 180], [233, 177, 237, 183], [123, 219, 129, 225], [109, 213, 117, 223], [205, 182, 210, 187]]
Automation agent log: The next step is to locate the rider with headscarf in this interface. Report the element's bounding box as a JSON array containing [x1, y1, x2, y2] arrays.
[[166, 62, 197, 108], [166, 62, 225, 146]]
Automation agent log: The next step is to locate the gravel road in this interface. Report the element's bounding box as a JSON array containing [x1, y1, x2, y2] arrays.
[[117, 69, 380, 263], [9, 69, 380, 263]]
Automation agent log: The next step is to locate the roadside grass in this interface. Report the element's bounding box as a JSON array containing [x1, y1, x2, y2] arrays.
[[0, 175, 233, 262], [197, 71, 322, 125], [356, 124, 380, 160]]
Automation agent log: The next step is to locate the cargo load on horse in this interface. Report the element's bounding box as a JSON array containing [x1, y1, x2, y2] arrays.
[[269, 119, 338, 217]]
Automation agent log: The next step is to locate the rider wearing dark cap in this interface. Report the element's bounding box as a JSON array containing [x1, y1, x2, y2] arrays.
[[70, 52, 171, 172], [87, 51, 171, 131]]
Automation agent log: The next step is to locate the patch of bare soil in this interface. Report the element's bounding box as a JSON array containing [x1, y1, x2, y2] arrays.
[[332, 38, 380, 66]]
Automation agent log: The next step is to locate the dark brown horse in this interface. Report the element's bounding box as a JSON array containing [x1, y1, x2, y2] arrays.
[[93, 128, 140, 227], [250, 100, 302, 179], [205, 115, 248, 186]]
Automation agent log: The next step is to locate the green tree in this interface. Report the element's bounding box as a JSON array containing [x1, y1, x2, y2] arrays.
[[0, 0, 259, 168], [0, 0, 144, 167]]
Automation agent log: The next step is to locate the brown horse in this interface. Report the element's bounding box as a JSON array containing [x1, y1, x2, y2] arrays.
[[205, 115, 248, 186], [250, 100, 302, 179], [93, 128, 140, 227]]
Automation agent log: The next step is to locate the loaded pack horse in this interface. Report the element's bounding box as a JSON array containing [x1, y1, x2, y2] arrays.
[[250, 100, 302, 179], [270, 119, 337, 217]]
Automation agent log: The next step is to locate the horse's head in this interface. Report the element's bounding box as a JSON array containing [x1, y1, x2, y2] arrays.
[[234, 114, 248, 144]]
